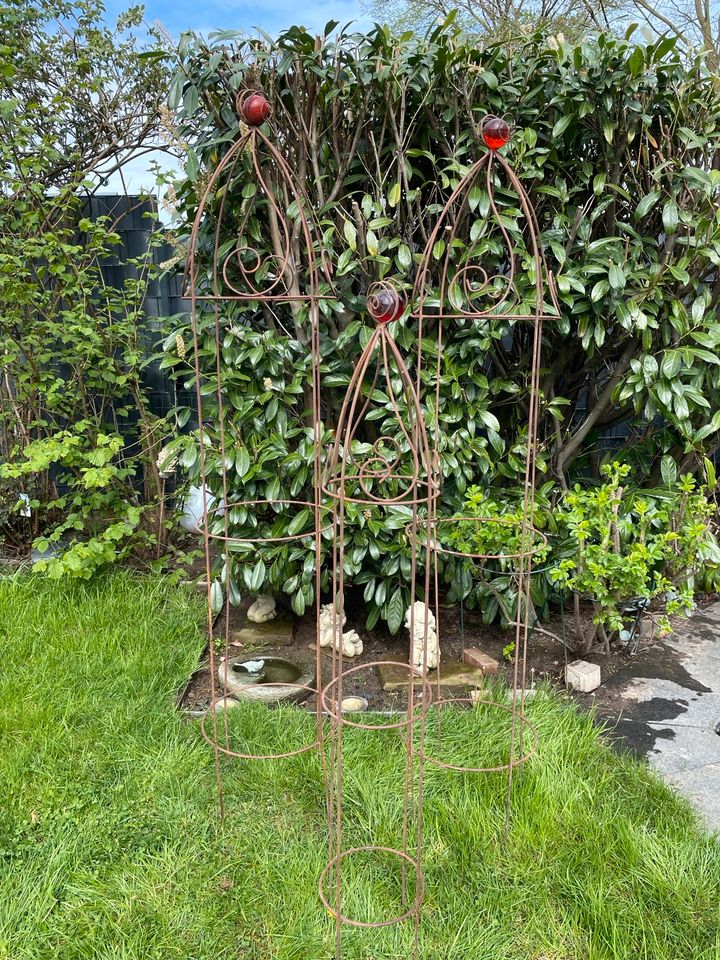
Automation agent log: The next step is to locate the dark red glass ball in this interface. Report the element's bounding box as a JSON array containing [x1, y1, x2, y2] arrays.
[[242, 93, 271, 126], [482, 117, 511, 150], [367, 286, 405, 324]]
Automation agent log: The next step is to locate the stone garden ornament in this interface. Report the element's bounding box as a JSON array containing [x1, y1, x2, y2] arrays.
[[405, 601, 438, 670], [318, 603, 363, 658], [246, 594, 277, 623]]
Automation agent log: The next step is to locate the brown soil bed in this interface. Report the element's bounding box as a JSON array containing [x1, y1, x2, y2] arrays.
[[178, 589, 652, 715]]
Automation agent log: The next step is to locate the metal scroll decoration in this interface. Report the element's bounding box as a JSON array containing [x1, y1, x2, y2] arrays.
[[412, 114, 559, 810], [186, 93, 558, 958]]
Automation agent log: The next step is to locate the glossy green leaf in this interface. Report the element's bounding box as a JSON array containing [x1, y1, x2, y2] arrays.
[[235, 447, 250, 478], [386, 586, 405, 634], [210, 580, 224, 616], [291, 589, 306, 616], [661, 454, 676, 487], [634, 191, 660, 219], [608, 264, 625, 290], [662, 199, 679, 235], [343, 219, 357, 251], [552, 114, 573, 138]]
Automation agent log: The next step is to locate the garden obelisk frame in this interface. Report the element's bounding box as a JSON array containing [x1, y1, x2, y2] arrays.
[[186, 92, 558, 959]]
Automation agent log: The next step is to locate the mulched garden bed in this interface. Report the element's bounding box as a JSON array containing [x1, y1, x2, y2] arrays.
[[178, 587, 645, 715]]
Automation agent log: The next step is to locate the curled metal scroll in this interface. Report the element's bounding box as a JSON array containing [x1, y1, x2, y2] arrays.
[[412, 132, 561, 322], [184, 97, 334, 303], [322, 319, 438, 506]]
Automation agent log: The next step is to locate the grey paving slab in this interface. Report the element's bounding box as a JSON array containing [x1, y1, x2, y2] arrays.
[[590, 602, 720, 831], [667, 763, 720, 827]]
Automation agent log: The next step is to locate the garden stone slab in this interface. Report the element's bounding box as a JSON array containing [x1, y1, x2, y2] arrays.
[[463, 647, 499, 674], [666, 763, 720, 831], [228, 613, 294, 648], [640, 725, 720, 776], [376, 660, 486, 691], [590, 602, 720, 830]]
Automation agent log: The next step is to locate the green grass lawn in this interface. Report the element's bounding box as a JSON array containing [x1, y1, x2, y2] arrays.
[[0, 572, 718, 960]]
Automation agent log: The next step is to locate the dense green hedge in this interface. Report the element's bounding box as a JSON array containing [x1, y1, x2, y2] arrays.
[[161, 23, 720, 627]]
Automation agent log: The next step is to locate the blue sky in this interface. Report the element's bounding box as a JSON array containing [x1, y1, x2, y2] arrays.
[[111, 0, 372, 43], [102, 0, 374, 194]]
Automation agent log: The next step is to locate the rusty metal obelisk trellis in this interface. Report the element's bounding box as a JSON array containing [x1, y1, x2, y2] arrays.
[[185, 94, 558, 957]]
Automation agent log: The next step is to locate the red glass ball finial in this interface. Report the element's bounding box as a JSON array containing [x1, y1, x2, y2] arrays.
[[481, 116, 512, 150], [366, 283, 405, 324], [241, 92, 271, 126]]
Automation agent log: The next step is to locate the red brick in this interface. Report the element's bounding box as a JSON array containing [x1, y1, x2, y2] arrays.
[[463, 648, 499, 674]]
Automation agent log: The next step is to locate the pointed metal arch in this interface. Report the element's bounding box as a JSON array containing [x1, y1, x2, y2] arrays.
[[183, 111, 334, 303], [412, 145, 561, 322], [185, 92, 331, 795], [409, 120, 555, 818]]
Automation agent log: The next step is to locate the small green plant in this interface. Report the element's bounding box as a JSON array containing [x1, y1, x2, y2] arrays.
[[551, 461, 720, 654], [1, 427, 150, 578], [441, 484, 554, 626]]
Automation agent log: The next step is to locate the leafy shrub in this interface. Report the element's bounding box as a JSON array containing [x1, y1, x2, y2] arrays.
[[0, 0, 172, 576], [0, 197, 170, 576], [164, 22, 720, 626], [441, 484, 555, 626], [551, 461, 720, 652], [2, 427, 146, 577]]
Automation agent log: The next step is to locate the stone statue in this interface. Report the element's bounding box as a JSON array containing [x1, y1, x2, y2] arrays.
[[405, 600, 439, 670], [247, 594, 277, 623], [318, 603, 363, 658]]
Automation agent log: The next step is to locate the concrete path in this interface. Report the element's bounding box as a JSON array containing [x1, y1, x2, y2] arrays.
[[588, 602, 720, 832]]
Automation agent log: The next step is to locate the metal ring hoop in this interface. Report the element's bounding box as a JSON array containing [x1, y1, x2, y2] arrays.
[[318, 845, 425, 927], [417, 696, 539, 773], [322, 477, 440, 508], [321, 660, 432, 730], [422, 514, 549, 562], [200, 683, 319, 760]]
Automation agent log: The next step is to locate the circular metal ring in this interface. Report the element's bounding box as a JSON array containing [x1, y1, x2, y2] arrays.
[[321, 477, 440, 508], [416, 696, 539, 773], [421, 514, 549, 562], [205, 498, 330, 544], [200, 683, 319, 760], [321, 660, 432, 730], [318, 845, 425, 927]]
